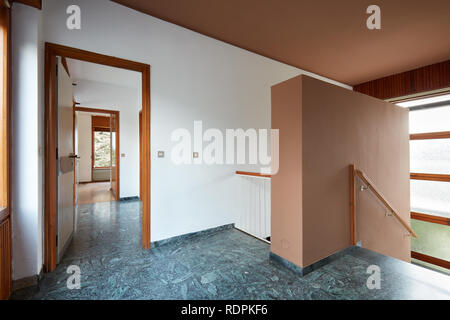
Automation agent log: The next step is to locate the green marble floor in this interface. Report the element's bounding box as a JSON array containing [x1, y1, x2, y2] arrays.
[[11, 201, 450, 300]]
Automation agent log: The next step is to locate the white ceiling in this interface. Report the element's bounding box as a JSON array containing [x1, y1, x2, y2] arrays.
[[66, 58, 141, 89]]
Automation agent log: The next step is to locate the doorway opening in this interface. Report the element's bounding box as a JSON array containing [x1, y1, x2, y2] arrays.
[[44, 43, 151, 272], [74, 107, 120, 205]]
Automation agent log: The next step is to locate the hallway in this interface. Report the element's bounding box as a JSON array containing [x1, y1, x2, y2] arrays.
[[77, 182, 115, 205], [11, 201, 450, 300]]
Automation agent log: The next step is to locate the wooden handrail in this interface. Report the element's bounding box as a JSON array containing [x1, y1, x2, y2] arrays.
[[349, 165, 356, 245], [354, 168, 418, 238], [236, 171, 272, 178]]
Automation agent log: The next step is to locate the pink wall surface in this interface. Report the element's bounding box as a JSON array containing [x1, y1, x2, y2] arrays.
[[271, 75, 410, 268]]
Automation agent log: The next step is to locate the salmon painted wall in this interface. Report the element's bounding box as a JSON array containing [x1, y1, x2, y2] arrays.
[[271, 77, 303, 267], [271, 75, 410, 268]]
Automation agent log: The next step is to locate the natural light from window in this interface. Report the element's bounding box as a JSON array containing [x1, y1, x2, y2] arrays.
[[94, 131, 111, 168], [401, 94, 450, 218]]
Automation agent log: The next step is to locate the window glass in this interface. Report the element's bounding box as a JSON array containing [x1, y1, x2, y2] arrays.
[[411, 180, 450, 218], [410, 139, 450, 174], [94, 131, 111, 168], [409, 106, 450, 134]]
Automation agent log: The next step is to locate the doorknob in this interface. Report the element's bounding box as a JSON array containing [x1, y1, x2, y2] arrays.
[[68, 154, 80, 159]]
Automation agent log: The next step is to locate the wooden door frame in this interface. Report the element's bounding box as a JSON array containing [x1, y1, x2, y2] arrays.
[[74, 107, 120, 199], [0, 4, 11, 300], [139, 111, 142, 200], [44, 43, 151, 272]]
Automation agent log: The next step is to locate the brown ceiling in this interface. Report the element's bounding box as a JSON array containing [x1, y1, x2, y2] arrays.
[[112, 0, 450, 86]]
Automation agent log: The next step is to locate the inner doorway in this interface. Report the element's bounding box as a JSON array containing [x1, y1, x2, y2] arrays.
[[44, 43, 151, 272], [74, 108, 120, 205]]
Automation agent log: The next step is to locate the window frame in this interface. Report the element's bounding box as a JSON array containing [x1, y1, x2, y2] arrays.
[[408, 100, 450, 270]]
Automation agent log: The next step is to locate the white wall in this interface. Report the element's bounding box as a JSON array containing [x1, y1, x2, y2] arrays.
[[11, 3, 43, 280], [73, 80, 141, 198], [76, 112, 92, 182], [41, 0, 351, 242], [12, 0, 351, 280]]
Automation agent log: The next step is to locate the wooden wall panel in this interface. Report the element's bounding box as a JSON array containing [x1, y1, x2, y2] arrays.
[[12, 0, 42, 10], [0, 218, 11, 300], [92, 115, 111, 130], [354, 60, 450, 100]]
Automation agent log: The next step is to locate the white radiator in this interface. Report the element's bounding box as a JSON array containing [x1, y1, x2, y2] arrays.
[[236, 175, 271, 241]]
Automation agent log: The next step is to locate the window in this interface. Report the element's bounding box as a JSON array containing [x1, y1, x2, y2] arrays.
[[398, 94, 450, 272], [406, 100, 450, 217], [93, 130, 111, 168]]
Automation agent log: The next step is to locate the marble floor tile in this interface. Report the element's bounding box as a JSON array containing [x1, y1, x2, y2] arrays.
[[11, 201, 450, 300]]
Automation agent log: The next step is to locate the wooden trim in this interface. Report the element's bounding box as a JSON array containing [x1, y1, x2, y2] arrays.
[[411, 251, 450, 270], [0, 5, 11, 300], [72, 103, 75, 206], [235, 171, 272, 178], [349, 165, 356, 245], [75, 106, 119, 115], [355, 169, 418, 238], [93, 126, 110, 132], [411, 212, 450, 226], [90, 120, 94, 182], [0, 6, 10, 212], [12, 0, 42, 10], [141, 66, 151, 249], [78, 180, 111, 185], [45, 43, 151, 272], [48, 43, 147, 73], [354, 60, 450, 100], [0, 218, 11, 300], [410, 131, 450, 140], [112, 113, 120, 201], [139, 111, 142, 200], [410, 173, 450, 182], [92, 115, 110, 129], [61, 57, 70, 77], [44, 44, 58, 271]]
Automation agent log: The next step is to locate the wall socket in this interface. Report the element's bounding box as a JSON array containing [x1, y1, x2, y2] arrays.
[[158, 151, 165, 158]]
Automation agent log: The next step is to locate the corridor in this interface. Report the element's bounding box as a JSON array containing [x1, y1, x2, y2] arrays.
[[77, 182, 115, 205]]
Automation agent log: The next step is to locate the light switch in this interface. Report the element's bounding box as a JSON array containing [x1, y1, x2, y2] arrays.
[[193, 152, 199, 159], [121, 153, 126, 158], [158, 151, 165, 158]]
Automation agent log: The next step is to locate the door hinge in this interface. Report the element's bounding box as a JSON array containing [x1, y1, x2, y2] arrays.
[[56, 235, 58, 246]]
